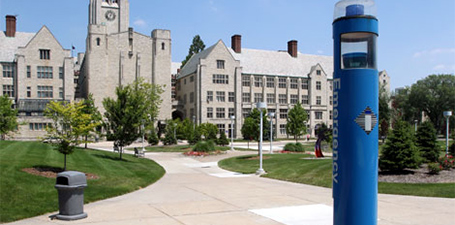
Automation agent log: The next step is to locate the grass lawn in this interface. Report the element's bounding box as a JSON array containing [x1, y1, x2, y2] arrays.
[[0, 141, 165, 223], [142, 145, 232, 152], [219, 154, 455, 198]]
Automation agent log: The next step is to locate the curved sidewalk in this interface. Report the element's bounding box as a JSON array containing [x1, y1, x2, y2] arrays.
[[9, 150, 454, 225]]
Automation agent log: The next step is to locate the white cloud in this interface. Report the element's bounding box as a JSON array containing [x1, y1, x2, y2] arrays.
[[209, 0, 218, 12], [433, 64, 446, 70], [133, 19, 147, 27], [317, 50, 324, 54], [413, 48, 455, 58]]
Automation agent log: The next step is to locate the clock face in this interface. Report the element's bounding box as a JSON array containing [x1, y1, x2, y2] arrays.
[[105, 10, 116, 21]]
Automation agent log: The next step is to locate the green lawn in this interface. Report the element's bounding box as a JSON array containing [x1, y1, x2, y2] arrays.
[[219, 154, 455, 198], [141, 145, 232, 152], [0, 141, 165, 223]]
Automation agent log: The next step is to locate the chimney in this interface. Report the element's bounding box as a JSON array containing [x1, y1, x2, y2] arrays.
[[5, 15, 16, 37], [231, 34, 242, 53], [287, 40, 298, 57]]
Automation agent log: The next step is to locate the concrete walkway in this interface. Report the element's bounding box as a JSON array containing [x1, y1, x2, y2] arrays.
[[9, 145, 454, 225]]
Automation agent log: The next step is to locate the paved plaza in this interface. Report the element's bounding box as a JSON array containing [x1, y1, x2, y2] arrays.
[[8, 142, 454, 225]]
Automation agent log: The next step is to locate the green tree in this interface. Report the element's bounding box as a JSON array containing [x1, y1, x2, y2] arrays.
[[181, 35, 205, 68], [286, 102, 308, 142], [199, 122, 218, 141], [0, 95, 18, 140], [416, 121, 439, 162], [379, 81, 391, 141], [241, 117, 256, 149], [407, 74, 455, 133], [103, 79, 163, 159], [189, 125, 201, 145], [45, 101, 98, 170], [217, 131, 229, 146], [146, 127, 160, 146], [379, 120, 421, 172], [81, 93, 102, 148], [162, 120, 177, 145], [241, 108, 270, 154]]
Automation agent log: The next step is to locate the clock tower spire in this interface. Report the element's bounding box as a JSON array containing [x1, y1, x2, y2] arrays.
[[89, 0, 129, 35]]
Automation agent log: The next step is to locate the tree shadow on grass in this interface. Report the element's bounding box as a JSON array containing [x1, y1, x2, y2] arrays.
[[32, 165, 64, 173], [379, 170, 415, 175], [92, 154, 132, 163]]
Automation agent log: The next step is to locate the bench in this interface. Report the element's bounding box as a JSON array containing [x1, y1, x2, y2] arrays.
[[134, 147, 144, 158]]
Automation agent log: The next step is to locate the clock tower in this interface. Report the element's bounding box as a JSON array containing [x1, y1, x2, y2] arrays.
[[89, 0, 129, 35]]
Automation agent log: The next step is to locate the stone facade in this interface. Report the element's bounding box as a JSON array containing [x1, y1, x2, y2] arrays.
[[0, 17, 74, 140], [176, 36, 334, 138], [78, 0, 172, 121]]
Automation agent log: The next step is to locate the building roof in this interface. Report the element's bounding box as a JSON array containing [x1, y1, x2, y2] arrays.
[[0, 31, 35, 62], [178, 40, 333, 79]]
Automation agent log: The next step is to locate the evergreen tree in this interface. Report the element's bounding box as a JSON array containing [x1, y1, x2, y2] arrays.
[[241, 117, 255, 149], [181, 35, 205, 68], [0, 95, 18, 140], [81, 93, 102, 148], [416, 121, 439, 162], [163, 121, 177, 145], [379, 120, 421, 172], [189, 126, 201, 145], [286, 102, 308, 142], [147, 128, 159, 146], [217, 131, 229, 146]]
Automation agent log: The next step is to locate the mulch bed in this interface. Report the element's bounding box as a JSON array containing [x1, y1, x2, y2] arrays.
[[22, 167, 99, 180], [378, 165, 455, 183]]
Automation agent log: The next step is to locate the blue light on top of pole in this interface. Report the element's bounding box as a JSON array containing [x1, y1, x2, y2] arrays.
[[334, 0, 377, 21]]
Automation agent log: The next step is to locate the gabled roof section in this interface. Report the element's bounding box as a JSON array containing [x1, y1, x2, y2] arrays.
[[229, 48, 333, 79], [23, 26, 67, 51], [179, 40, 230, 78], [0, 31, 35, 62]]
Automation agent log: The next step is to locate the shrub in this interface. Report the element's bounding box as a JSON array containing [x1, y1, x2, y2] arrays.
[[379, 120, 421, 172], [193, 140, 216, 152], [217, 131, 229, 146], [295, 142, 305, 152], [147, 130, 159, 146], [188, 128, 201, 145], [427, 162, 442, 175], [438, 155, 455, 170], [449, 142, 455, 157], [284, 143, 296, 152], [415, 121, 439, 162]]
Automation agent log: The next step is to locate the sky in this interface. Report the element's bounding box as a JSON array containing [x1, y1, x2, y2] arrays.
[[0, 0, 454, 90]]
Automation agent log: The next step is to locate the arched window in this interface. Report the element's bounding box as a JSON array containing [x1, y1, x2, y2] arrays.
[[161, 42, 165, 50], [96, 38, 101, 46]]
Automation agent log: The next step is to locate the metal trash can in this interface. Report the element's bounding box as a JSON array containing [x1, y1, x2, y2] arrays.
[[55, 171, 88, 220]]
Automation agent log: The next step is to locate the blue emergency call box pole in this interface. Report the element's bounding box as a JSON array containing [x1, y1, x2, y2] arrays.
[[332, 1, 379, 225]]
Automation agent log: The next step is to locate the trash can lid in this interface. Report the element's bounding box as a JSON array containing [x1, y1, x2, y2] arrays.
[[56, 171, 87, 186]]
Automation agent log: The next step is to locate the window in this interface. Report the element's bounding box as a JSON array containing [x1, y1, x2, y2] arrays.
[[207, 91, 213, 102], [184, 79, 186, 85], [329, 81, 333, 91], [190, 92, 194, 103], [161, 42, 165, 50], [279, 94, 287, 104], [330, 110, 333, 119], [242, 76, 251, 87], [301, 95, 309, 105], [190, 76, 194, 82], [59, 67, 64, 79], [316, 70, 321, 75], [40, 49, 50, 60], [315, 111, 323, 120], [267, 93, 275, 103], [27, 87, 31, 98], [266, 77, 275, 88], [183, 94, 187, 104], [217, 60, 225, 69], [216, 91, 225, 102], [213, 74, 229, 84], [290, 95, 298, 104], [217, 124, 225, 135], [216, 108, 225, 118], [29, 123, 50, 131], [37, 86, 53, 98], [2, 85, 14, 97], [316, 96, 322, 105], [242, 93, 250, 103], [190, 108, 194, 118], [96, 38, 101, 46], [278, 78, 287, 88], [27, 66, 31, 78], [316, 81, 321, 90], [330, 96, 333, 105], [2, 63, 14, 78], [254, 76, 263, 87], [37, 66, 53, 79], [229, 108, 235, 117], [228, 92, 235, 102], [254, 93, 263, 103], [207, 107, 213, 118], [280, 109, 288, 119], [59, 87, 64, 99], [242, 108, 250, 118], [280, 124, 286, 135], [290, 78, 298, 89], [301, 79, 308, 89]]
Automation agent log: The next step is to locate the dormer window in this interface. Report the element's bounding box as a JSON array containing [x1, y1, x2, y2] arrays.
[[40, 49, 50, 60], [316, 70, 321, 75]]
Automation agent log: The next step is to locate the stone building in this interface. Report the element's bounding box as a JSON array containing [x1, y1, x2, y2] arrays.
[[0, 15, 74, 140], [176, 35, 334, 138], [78, 0, 172, 121]]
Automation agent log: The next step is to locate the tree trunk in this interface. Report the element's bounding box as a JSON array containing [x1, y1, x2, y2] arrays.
[[119, 146, 123, 160], [64, 154, 67, 171], [85, 135, 88, 149]]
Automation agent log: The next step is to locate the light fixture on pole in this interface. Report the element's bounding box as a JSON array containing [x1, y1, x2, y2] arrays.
[[141, 119, 145, 153], [268, 112, 275, 154], [230, 115, 235, 151], [192, 115, 196, 131], [414, 120, 418, 132], [256, 102, 267, 175], [443, 111, 452, 157]]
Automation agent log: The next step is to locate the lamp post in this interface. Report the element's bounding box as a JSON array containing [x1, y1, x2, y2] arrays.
[[268, 112, 275, 154], [174, 123, 177, 143], [414, 120, 418, 132], [192, 115, 196, 131], [230, 115, 235, 151], [444, 111, 452, 157], [256, 102, 267, 175], [141, 119, 145, 153]]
